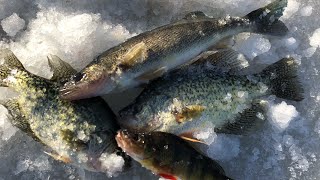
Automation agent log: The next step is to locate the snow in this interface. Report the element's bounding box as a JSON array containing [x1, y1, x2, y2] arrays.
[[0, 13, 25, 37], [0, 0, 319, 179]]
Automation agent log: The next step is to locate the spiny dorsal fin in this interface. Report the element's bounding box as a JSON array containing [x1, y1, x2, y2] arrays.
[[47, 54, 77, 81], [0, 49, 24, 69], [214, 100, 268, 135], [120, 42, 148, 69]]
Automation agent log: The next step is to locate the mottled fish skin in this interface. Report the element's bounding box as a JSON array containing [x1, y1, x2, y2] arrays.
[[118, 55, 303, 136], [116, 130, 232, 180], [118, 67, 267, 134], [0, 51, 128, 174], [60, 0, 288, 100]]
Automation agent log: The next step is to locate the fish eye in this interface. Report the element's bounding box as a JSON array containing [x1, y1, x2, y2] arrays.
[[73, 72, 85, 82]]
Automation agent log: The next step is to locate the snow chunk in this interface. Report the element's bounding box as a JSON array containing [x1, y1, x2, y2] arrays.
[[234, 33, 271, 60], [269, 101, 299, 131], [98, 153, 125, 177], [1, 13, 25, 37], [302, 47, 317, 58], [282, 0, 300, 19], [300, 6, 313, 17], [310, 28, 320, 48], [0, 105, 18, 141]]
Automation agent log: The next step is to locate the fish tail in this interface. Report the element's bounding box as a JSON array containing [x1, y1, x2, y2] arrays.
[[260, 57, 304, 101], [0, 49, 25, 87], [246, 0, 288, 36]]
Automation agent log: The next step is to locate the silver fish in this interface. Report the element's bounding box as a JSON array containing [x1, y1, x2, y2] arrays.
[[118, 50, 303, 143], [60, 0, 288, 100], [0, 49, 129, 175]]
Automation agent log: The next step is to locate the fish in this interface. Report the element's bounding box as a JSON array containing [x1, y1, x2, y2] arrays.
[[0, 49, 130, 175], [116, 130, 233, 180], [60, 0, 289, 100], [118, 50, 304, 143]]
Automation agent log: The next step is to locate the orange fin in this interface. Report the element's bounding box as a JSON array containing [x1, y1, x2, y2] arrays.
[[179, 131, 207, 145], [44, 151, 72, 164], [158, 173, 177, 180]]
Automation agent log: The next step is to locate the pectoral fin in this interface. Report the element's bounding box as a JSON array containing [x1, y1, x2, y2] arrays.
[[210, 36, 235, 50], [135, 67, 167, 83], [215, 100, 268, 135], [158, 173, 177, 180], [44, 151, 72, 164], [179, 131, 207, 144], [47, 55, 77, 81], [174, 105, 205, 123], [120, 42, 148, 69]]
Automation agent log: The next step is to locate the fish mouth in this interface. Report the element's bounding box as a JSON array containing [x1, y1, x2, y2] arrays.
[[115, 130, 147, 160]]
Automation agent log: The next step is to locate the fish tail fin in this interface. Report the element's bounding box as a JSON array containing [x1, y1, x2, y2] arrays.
[[260, 57, 304, 101], [0, 49, 25, 86], [246, 0, 288, 36]]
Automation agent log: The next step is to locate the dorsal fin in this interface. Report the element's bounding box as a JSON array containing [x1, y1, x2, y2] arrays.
[[47, 55, 77, 81], [0, 49, 24, 69]]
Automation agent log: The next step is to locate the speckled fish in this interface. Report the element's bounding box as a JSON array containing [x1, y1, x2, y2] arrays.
[[0, 49, 129, 175], [60, 0, 288, 100], [116, 130, 233, 180], [118, 51, 304, 143]]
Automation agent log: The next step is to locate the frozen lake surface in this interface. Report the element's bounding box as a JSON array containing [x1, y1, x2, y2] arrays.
[[0, 0, 320, 179]]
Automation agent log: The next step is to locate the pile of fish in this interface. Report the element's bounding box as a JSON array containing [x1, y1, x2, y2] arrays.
[[0, 0, 305, 179]]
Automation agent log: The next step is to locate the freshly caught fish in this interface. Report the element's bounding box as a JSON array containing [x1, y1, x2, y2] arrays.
[[60, 0, 289, 100], [116, 130, 233, 180], [118, 50, 304, 143], [0, 49, 129, 175]]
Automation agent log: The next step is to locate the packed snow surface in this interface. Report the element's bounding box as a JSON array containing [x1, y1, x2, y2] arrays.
[[0, 0, 319, 179]]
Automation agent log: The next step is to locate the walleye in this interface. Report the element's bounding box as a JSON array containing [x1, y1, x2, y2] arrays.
[[0, 49, 129, 175], [60, 0, 288, 100], [118, 51, 304, 142], [116, 130, 233, 180]]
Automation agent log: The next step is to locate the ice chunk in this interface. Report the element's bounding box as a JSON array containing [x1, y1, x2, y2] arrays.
[[0, 105, 18, 141], [282, 0, 300, 19], [300, 6, 313, 16], [98, 153, 125, 177], [310, 28, 320, 48], [284, 37, 299, 51], [269, 101, 299, 131], [1, 13, 25, 37], [302, 47, 317, 58], [234, 33, 271, 60]]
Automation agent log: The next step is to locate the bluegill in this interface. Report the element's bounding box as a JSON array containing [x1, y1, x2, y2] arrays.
[[116, 130, 233, 180], [0, 49, 129, 176], [118, 50, 304, 143], [60, 0, 288, 100]]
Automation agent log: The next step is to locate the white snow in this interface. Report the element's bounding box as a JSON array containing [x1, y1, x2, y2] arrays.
[[310, 28, 320, 48], [300, 6, 313, 16], [98, 153, 125, 177], [1, 13, 25, 37], [0, 0, 319, 179], [269, 101, 299, 131]]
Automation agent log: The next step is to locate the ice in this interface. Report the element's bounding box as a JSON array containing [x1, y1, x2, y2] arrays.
[[0, 0, 319, 179], [300, 6, 313, 17], [98, 153, 125, 177], [234, 33, 271, 60], [309, 28, 320, 48], [269, 101, 299, 131], [1, 13, 25, 37]]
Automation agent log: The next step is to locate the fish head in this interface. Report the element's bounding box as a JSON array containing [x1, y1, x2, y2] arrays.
[[115, 130, 153, 161], [60, 65, 116, 100]]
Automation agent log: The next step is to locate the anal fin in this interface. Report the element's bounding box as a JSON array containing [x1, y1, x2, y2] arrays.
[[215, 100, 268, 135], [158, 173, 177, 180], [179, 131, 207, 145], [44, 151, 72, 164]]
